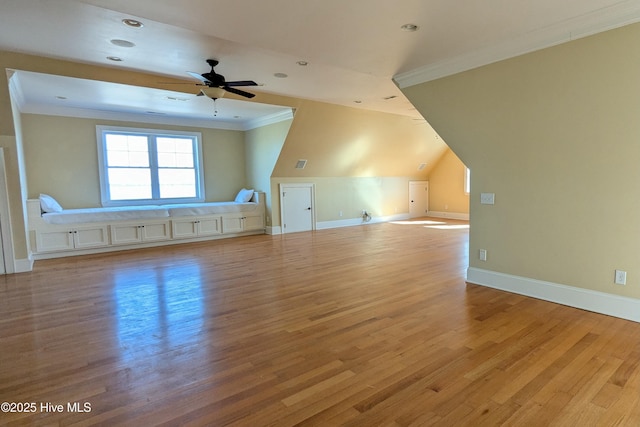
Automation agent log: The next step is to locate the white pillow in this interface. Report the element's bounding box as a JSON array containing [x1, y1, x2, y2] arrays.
[[234, 188, 254, 203], [40, 194, 63, 213]]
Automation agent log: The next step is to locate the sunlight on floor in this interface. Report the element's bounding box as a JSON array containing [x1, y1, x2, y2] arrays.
[[390, 219, 469, 230], [390, 220, 446, 225], [424, 224, 469, 230]]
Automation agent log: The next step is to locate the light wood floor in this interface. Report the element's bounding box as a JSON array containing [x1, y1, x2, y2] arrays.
[[1, 218, 640, 426]]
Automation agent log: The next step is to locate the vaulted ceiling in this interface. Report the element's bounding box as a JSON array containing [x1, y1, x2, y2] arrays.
[[2, 0, 638, 124]]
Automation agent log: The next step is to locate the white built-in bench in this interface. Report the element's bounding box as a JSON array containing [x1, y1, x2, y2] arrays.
[[27, 192, 266, 259]]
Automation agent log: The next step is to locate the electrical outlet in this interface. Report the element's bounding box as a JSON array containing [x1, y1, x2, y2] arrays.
[[615, 270, 627, 285], [479, 249, 487, 261]]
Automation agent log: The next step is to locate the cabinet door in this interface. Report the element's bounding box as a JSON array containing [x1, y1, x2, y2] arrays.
[[36, 230, 74, 252], [198, 216, 222, 236], [172, 219, 198, 239], [222, 216, 244, 234], [243, 215, 264, 231], [141, 222, 171, 242], [74, 226, 109, 249], [110, 224, 143, 245]]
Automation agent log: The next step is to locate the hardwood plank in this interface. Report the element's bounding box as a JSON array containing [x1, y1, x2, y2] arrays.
[[1, 218, 639, 425]]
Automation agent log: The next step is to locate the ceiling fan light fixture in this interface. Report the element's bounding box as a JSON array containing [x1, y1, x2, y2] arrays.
[[200, 87, 226, 99]]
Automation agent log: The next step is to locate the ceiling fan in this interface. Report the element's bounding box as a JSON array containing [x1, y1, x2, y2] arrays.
[[187, 59, 257, 99]]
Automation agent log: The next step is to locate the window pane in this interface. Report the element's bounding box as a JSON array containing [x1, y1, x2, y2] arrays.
[[105, 134, 149, 167], [158, 168, 196, 198], [156, 137, 194, 168], [108, 168, 152, 200]]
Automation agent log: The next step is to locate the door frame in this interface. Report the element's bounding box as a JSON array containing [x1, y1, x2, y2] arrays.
[[0, 149, 15, 273], [279, 183, 316, 234]]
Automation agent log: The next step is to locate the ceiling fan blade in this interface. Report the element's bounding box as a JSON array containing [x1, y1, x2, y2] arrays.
[[224, 86, 255, 98], [186, 71, 210, 84], [226, 80, 258, 87]]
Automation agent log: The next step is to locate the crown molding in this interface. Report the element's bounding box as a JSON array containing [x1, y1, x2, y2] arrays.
[[394, 1, 640, 88], [243, 109, 294, 131]]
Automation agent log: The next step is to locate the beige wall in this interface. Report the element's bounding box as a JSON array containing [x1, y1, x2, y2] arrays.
[[270, 176, 412, 226], [402, 22, 640, 298], [269, 99, 448, 226], [245, 119, 292, 225], [272, 99, 446, 177], [21, 114, 247, 208], [427, 148, 469, 214]]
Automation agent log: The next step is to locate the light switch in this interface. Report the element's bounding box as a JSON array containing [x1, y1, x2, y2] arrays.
[[480, 193, 495, 205]]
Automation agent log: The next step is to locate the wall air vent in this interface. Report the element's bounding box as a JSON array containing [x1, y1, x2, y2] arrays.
[[295, 159, 307, 169]]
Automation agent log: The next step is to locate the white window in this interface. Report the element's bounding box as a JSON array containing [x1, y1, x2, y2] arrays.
[[97, 126, 204, 206]]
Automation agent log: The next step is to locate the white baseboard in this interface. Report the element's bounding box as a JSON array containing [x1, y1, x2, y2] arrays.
[[266, 226, 281, 235], [14, 258, 34, 273], [316, 213, 410, 230], [467, 267, 640, 323], [427, 211, 470, 221]]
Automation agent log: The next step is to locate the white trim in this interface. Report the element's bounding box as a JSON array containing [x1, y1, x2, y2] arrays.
[[243, 109, 294, 130], [14, 258, 33, 273], [19, 103, 248, 131], [427, 211, 470, 221], [0, 149, 15, 274], [317, 213, 410, 230], [266, 225, 282, 235], [394, 2, 640, 88], [279, 183, 316, 234], [96, 125, 205, 207], [467, 267, 640, 323]]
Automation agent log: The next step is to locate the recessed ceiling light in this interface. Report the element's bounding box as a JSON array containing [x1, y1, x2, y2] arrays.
[[354, 100, 362, 104], [107, 56, 123, 61], [383, 95, 398, 100], [274, 72, 288, 78], [55, 96, 67, 100], [110, 39, 135, 48], [296, 61, 308, 66], [400, 23, 419, 32], [122, 18, 143, 28]]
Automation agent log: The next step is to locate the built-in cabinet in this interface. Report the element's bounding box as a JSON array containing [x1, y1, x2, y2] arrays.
[[171, 215, 222, 239], [31, 212, 265, 259], [28, 194, 267, 260], [36, 225, 109, 253], [222, 215, 265, 233], [110, 221, 171, 245]]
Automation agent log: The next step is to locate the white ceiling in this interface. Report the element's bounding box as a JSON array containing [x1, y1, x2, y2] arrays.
[[2, 0, 640, 125]]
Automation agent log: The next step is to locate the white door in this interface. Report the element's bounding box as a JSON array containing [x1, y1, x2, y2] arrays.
[[280, 184, 314, 233], [409, 181, 429, 218]]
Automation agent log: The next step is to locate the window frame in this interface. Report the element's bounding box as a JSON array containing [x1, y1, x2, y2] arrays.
[[96, 125, 205, 206]]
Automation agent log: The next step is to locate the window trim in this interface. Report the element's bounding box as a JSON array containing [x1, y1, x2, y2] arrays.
[[96, 125, 205, 206]]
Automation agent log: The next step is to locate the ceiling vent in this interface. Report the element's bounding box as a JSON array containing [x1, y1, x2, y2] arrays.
[[418, 163, 427, 171], [295, 159, 307, 169]]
